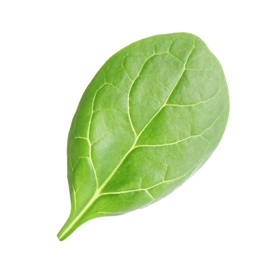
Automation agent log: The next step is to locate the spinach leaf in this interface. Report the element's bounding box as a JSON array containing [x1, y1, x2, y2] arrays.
[[57, 33, 229, 240]]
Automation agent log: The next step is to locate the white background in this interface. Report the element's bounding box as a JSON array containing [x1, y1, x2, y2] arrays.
[[0, 0, 265, 259]]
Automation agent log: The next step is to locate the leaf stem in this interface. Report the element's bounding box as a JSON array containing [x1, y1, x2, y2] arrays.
[[57, 215, 77, 241]]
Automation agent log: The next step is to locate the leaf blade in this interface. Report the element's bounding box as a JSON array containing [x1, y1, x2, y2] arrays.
[[58, 32, 229, 240]]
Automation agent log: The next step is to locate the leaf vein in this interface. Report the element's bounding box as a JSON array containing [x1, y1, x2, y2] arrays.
[[135, 39, 196, 139], [165, 87, 221, 107]]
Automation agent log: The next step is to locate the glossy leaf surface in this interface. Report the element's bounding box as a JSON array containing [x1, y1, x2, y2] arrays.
[[57, 33, 229, 240]]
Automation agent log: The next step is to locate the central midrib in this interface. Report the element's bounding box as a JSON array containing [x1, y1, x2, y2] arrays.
[[68, 40, 196, 231]]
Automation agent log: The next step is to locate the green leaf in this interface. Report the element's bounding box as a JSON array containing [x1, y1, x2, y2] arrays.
[[57, 32, 229, 240]]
